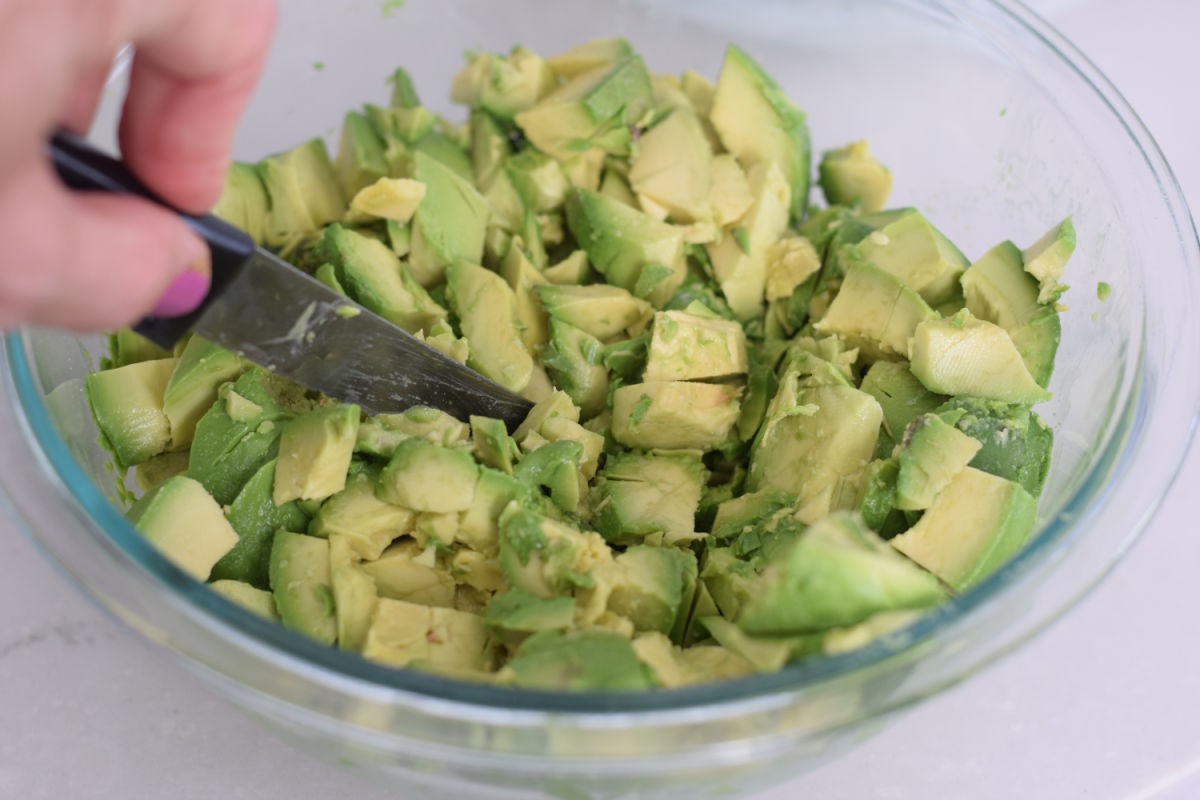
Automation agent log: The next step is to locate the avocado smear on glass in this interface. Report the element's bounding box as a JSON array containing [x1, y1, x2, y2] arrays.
[[87, 38, 1074, 691]]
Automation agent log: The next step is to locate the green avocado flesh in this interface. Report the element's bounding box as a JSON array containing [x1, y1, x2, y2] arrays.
[[87, 37, 1074, 691]]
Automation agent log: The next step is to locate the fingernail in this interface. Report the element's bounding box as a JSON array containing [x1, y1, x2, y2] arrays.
[[152, 264, 210, 317]]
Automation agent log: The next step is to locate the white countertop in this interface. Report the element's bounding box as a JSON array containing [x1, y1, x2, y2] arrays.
[[2, 1, 1198, 798]]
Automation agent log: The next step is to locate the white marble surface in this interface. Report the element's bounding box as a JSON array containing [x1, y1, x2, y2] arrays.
[[3, 1, 1199, 798]]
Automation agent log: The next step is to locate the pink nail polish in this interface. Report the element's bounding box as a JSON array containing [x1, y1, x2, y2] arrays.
[[152, 269, 210, 317]]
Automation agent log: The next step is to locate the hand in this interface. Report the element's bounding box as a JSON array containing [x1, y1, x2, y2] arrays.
[[0, 0, 276, 331]]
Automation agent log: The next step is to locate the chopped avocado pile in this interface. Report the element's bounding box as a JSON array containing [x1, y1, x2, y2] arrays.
[[86, 38, 1076, 691]]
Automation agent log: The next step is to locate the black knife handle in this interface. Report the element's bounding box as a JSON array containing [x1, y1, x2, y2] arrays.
[[48, 131, 256, 348]]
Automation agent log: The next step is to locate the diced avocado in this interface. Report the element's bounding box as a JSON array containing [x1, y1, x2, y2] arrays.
[[373, 405, 472, 447], [813, 260, 937, 361], [736, 350, 778, 441], [856, 458, 904, 535], [211, 458, 309, 588], [468, 109, 511, 192], [592, 452, 707, 546], [602, 545, 697, 637], [500, 242, 551, 354], [642, 309, 748, 382], [1022, 216, 1075, 303], [559, 146, 607, 192], [135, 450, 191, 493], [540, 319, 609, 419], [85, 357, 177, 469], [187, 368, 294, 506], [362, 597, 494, 671], [257, 138, 346, 249], [737, 511, 944, 635], [414, 131, 475, 183], [127, 475, 239, 581], [535, 283, 653, 340], [599, 167, 638, 208], [446, 261, 535, 393], [407, 152, 490, 286], [211, 161, 271, 245], [543, 249, 592, 285], [319, 224, 448, 334], [707, 154, 754, 227], [546, 37, 635, 80], [502, 629, 654, 690], [470, 415, 519, 475], [313, 263, 347, 296], [326, 533, 378, 651], [506, 149, 570, 214], [106, 327, 172, 369], [700, 547, 759, 620], [564, 187, 687, 307], [208, 580, 278, 620], [386, 66, 421, 108], [483, 587, 575, 639], [710, 489, 797, 541], [894, 414, 982, 510], [891, 467, 1037, 592], [268, 530, 336, 644], [962, 240, 1061, 387], [765, 235, 821, 302], [514, 57, 653, 160], [859, 361, 947, 442], [935, 396, 1054, 497], [853, 212, 969, 307], [708, 44, 811, 220], [704, 161, 792, 319], [514, 440, 585, 513], [349, 177, 426, 222], [538, 415, 604, 480], [366, 103, 437, 150], [909, 310, 1052, 404], [162, 337, 245, 450], [414, 320, 470, 365], [360, 540, 456, 608], [611, 381, 741, 451], [335, 111, 389, 198], [698, 615, 819, 673], [818, 140, 892, 212], [497, 503, 612, 599], [450, 46, 557, 120], [821, 609, 923, 655], [309, 467, 413, 559], [512, 390, 580, 442], [629, 108, 714, 223], [377, 438, 479, 513], [459, 468, 531, 554], [273, 404, 360, 506]]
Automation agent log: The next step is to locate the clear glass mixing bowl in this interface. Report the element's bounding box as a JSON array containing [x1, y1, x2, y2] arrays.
[[2, 1, 1198, 797]]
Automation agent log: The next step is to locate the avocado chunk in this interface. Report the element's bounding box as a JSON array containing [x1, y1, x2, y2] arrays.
[[105, 328, 172, 369], [211, 458, 309, 589], [268, 530, 336, 644], [818, 140, 892, 212], [208, 580, 278, 620], [737, 511, 944, 635], [704, 161, 792, 319], [542, 249, 593, 285], [564, 187, 687, 307], [1022, 216, 1075, 303], [856, 458, 905, 535], [535, 283, 653, 340], [273, 403, 360, 506], [894, 414, 983, 510], [127, 475, 239, 581], [359, 539, 456, 608], [890, 467, 1037, 592], [962, 240, 1061, 387], [505, 148, 570, 214], [592, 452, 707, 546], [628, 107, 714, 224], [935, 396, 1054, 497], [450, 46, 557, 121], [407, 152, 490, 286], [859, 361, 947, 443], [514, 439, 586, 514], [328, 533, 378, 651], [909, 310, 1052, 404], [470, 415, 519, 475], [850, 212, 969, 307], [643, 310, 749, 382], [211, 161, 271, 245], [514, 57, 653, 160], [500, 243, 551, 354], [813, 260, 937, 361], [362, 597, 495, 672], [446, 261, 535, 393], [335, 110, 389, 198], [257, 138, 345, 249], [349, 176, 426, 223], [459, 468, 531, 554], [309, 466, 414, 559], [545, 37, 634, 80], [698, 615, 820, 673], [602, 545, 698, 638], [161, 337, 245, 450], [710, 489, 797, 542], [377, 437, 479, 513], [319, 224, 446, 334], [497, 503, 612, 599], [503, 629, 655, 690], [85, 357, 177, 469], [611, 381, 741, 451], [483, 587, 576, 639], [709, 44, 811, 220], [540, 319, 609, 419]]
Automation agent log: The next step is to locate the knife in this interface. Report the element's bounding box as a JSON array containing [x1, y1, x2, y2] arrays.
[[49, 131, 534, 431]]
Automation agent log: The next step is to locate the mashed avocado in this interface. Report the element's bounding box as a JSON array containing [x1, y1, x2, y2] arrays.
[[90, 37, 1074, 691]]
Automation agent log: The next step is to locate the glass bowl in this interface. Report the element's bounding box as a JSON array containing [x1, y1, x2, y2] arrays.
[[2, 0, 1198, 797]]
